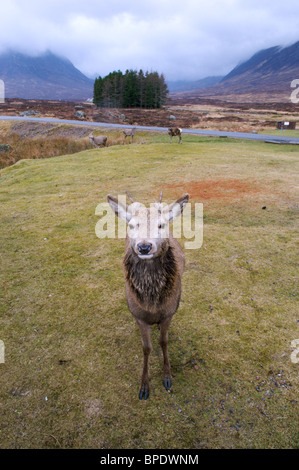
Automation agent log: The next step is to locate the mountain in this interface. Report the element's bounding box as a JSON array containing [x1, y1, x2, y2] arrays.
[[170, 41, 299, 101], [218, 41, 299, 93], [167, 76, 223, 92], [0, 50, 94, 100]]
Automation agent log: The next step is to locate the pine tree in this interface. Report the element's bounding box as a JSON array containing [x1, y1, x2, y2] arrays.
[[159, 73, 169, 107], [138, 69, 145, 109], [93, 69, 168, 108], [123, 70, 139, 108], [145, 72, 155, 108], [93, 76, 103, 106]]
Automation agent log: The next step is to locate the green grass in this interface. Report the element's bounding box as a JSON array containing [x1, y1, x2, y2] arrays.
[[261, 128, 299, 138], [0, 133, 298, 449]]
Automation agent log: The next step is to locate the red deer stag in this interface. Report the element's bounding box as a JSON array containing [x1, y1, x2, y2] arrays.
[[107, 191, 189, 399], [168, 127, 182, 144]]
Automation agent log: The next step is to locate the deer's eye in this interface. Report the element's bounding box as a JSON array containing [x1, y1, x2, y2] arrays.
[[129, 223, 139, 230]]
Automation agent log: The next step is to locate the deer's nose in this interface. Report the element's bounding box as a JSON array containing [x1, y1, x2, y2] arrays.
[[137, 243, 152, 255]]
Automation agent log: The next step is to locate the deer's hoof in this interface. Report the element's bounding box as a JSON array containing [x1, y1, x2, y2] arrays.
[[163, 378, 172, 390], [139, 383, 149, 400], [139, 389, 149, 400]]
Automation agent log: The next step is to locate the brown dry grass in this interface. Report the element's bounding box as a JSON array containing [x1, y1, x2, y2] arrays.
[[0, 133, 92, 168], [0, 123, 138, 169]]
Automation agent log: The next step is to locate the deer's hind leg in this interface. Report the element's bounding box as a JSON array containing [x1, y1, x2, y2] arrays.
[[159, 318, 172, 390]]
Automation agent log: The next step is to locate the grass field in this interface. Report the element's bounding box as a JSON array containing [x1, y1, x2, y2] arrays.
[[261, 129, 299, 138], [0, 132, 298, 449]]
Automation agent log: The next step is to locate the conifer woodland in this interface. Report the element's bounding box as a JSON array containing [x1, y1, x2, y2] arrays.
[[93, 69, 168, 108]]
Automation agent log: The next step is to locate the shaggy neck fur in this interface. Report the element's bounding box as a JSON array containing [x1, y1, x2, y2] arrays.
[[124, 245, 178, 306]]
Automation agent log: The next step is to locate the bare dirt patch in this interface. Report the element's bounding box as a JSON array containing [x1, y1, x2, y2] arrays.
[[165, 179, 261, 202]]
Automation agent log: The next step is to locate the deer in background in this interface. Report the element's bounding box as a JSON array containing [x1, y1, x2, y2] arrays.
[[168, 127, 182, 144], [123, 127, 136, 143], [89, 133, 107, 147], [107, 191, 189, 400]]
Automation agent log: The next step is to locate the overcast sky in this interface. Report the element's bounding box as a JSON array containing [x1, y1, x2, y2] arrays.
[[1, 0, 299, 81]]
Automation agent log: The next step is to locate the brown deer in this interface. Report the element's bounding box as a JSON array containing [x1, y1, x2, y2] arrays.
[[168, 127, 182, 144], [89, 133, 107, 147], [107, 191, 189, 399], [123, 127, 136, 143]]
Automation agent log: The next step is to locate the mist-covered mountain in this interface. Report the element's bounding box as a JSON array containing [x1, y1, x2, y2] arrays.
[[0, 50, 94, 100], [171, 41, 299, 98], [2, 41, 299, 101], [218, 41, 299, 93]]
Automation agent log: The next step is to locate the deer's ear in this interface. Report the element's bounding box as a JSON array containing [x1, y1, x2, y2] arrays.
[[163, 193, 189, 222], [107, 195, 131, 222]]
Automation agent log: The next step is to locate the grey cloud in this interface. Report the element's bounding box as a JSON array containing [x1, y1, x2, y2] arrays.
[[0, 0, 298, 81]]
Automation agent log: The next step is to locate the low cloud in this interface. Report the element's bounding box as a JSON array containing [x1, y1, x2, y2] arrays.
[[0, 0, 298, 81]]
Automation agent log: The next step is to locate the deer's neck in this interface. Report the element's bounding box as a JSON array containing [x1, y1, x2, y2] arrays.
[[124, 246, 178, 306]]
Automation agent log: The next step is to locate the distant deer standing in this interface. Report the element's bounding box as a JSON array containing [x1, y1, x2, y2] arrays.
[[123, 127, 136, 143], [89, 133, 107, 147], [107, 191, 189, 399], [168, 127, 182, 144]]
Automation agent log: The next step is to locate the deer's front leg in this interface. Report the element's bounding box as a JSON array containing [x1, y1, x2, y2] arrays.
[[137, 321, 152, 400], [159, 318, 172, 390]]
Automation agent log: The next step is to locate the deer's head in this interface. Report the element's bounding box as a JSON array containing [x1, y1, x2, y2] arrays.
[[107, 192, 189, 260]]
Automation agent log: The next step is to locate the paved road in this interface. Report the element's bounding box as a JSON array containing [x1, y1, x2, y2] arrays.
[[1, 115, 299, 144]]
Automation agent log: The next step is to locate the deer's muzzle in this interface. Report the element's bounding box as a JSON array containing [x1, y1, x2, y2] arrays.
[[137, 243, 152, 255]]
